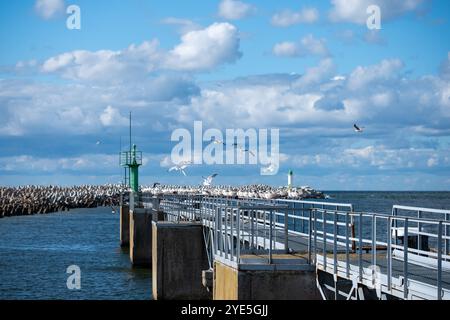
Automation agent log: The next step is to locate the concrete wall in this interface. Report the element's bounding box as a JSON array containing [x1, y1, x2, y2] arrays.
[[120, 205, 130, 247], [213, 262, 238, 300], [129, 208, 154, 267], [152, 222, 211, 300], [214, 261, 321, 300]]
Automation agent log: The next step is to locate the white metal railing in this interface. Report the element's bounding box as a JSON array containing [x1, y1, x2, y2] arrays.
[[140, 193, 450, 300]]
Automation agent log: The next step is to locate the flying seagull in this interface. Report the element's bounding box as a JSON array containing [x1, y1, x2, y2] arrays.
[[230, 142, 255, 157], [211, 138, 226, 145], [96, 141, 101, 145], [261, 163, 277, 174], [353, 124, 364, 133], [202, 173, 218, 186], [168, 161, 191, 176]]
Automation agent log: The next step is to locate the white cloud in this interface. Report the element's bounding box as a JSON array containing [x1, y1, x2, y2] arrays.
[[0, 154, 118, 173], [161, 17, 201, 34], [35, 0, 65, 19], [272, 42, 300, 57], [165, 22, 242, 71], [99, 106, 128, 127], [41, 41, 160, 82], [273, 34, 328, 58], [40, 23, 242, 79], [218, 0, 255, 20], [294, 58, 335, 87], [329, 0, 425, 24], [271, 7, 319, 27], [347, 59, 403, 90]]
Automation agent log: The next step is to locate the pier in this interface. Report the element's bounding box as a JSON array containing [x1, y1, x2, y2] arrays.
[[119, 192, 450, 300]]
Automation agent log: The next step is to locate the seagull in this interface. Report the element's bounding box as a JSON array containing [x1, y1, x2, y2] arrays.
[[152, 182, 161, 188], [230, 143, 255, 157], [261, 163, 277, 174], [168, 161, 191, 176], [202, 174, 218, 186], [211, 138, 226, 145], [353, 124, 364, 133], [96, 141, 101, 145]]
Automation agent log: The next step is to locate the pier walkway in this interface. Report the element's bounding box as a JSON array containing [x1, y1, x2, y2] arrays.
[[137, 194, 450, 300]]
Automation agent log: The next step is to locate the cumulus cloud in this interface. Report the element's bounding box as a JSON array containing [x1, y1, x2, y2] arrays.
[[273, 34, 329, 58], [40, 23, 242, 79], [218, 0, 255, 20], [41, 40, 161, 82], [99, 106, 128, 127], [35, 0, 65, 19], [165, 22, 242, 71], [329, 0, 426, 24], [271, 7, 319, 27], [347, 58, 403, 90]]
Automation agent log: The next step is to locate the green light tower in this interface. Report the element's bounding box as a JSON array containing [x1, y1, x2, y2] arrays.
[[119, 113, 142, 193], [120, 145, 142, 192]]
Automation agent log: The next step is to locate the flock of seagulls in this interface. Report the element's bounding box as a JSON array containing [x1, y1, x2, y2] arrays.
[[0, 185, 125, 218], [141, 184, 324, 200]]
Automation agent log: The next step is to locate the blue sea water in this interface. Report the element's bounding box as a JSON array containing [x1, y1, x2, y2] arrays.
[[0, 206, 152, 300], [0, 192, 449, 300]]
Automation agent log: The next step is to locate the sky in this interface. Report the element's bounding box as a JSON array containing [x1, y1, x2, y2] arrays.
[[0, 0, 449, 190]]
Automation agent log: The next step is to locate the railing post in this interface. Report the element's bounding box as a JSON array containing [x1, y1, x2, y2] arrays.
[[236, 208, 241, 264], [403, 218, 409, 299], [372, 215, 376, 271], [387, 217, 392, 291], [446, 214, 449, 256], [346, 212, 350, 278], [230, 207, 234, 261], [224, 207, 229, 260], [269, 209, 273, 264], [359, 213, 363, 282], [323, 210, 327, 271], [438, 221, 443, 300], [314, 209, 318, 265], [333, 212, 337, 275], [284, 208, 289, 253], [308, 209, 312, 264]]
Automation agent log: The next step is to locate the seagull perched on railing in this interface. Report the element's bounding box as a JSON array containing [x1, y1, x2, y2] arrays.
[[353, 124, 364, 133], [202, 174, 218, 186], [168, 161, 191, 176]]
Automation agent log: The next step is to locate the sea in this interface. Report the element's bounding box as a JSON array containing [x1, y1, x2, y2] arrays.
[[0, 191, 449, 300]]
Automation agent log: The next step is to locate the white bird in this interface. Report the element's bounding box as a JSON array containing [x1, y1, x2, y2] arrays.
[[353, 124, 364, 133], [202, 174, 218, 186], [231, 143, 255, 157], [168, 161, 191, 176], [211, 138, 226, 145], [261, 163, 277, 174], [96, 141, 101, 145]]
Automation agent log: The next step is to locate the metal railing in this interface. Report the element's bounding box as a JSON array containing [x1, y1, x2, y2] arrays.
[[139, 193, 450, 300]]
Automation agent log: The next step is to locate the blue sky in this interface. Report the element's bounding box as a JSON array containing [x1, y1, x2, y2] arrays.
[[0, 0, 449, 190]]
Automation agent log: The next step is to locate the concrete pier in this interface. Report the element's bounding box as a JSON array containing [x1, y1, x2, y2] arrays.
[[129, 208, 154, 267], [120, 205, 130, 247], [152, 222, 211, 300], [213, 257, 321, 300]]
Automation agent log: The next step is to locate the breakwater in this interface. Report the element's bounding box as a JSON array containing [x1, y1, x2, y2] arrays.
[[141, 184, 325, 200], [0, 185, 124, 218]]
